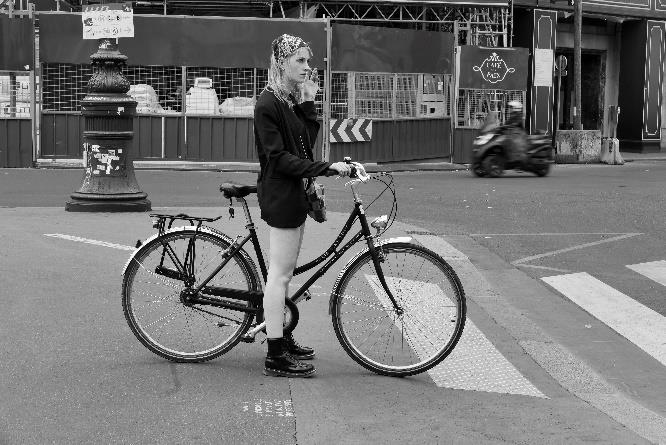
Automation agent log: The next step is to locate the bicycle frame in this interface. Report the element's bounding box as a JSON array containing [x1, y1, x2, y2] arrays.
[[150, 179, 401, 321]]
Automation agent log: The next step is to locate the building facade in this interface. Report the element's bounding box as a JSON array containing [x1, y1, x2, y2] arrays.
[[513, 0, 666, 153]]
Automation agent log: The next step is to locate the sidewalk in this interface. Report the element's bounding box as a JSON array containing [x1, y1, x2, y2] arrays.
[[33, 149, 666, 172], [621, 150, 666, 162], [34, 157, 469, 172]]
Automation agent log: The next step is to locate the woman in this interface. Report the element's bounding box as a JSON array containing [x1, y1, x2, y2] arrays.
[[254, 34, 352, 377]]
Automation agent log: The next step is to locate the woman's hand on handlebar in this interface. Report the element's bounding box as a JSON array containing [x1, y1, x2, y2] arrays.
[[328, 161, 353, 177]]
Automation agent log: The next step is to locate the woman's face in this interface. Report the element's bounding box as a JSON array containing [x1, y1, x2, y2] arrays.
[[282, 47, 312, 88]]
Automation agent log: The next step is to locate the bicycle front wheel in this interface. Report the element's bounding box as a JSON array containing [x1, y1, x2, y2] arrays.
[[331, 242, 466, 377], [122, 229, 260, 362]]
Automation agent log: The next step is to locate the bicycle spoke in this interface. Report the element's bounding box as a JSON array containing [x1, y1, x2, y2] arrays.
[[338, 292, 391, 311], [131, 288, 179, 305], [145, 309, 181, 334], [352, 315, 394, 351], [134, 261, 183, 289]]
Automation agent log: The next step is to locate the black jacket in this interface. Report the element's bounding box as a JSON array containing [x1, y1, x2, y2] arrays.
[[254, 89, 331, 228]]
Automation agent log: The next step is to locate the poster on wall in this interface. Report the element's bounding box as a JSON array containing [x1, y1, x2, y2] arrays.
[[533, 48, 553, 87], [458, 46, 529, 90]]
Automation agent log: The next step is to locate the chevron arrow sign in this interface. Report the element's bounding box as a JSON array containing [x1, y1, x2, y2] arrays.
[[329, 118, 372, 143]]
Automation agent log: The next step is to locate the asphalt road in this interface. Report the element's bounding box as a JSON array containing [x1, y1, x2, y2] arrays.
[[1, 160, 665, 444], [4, 161, 663, 315]]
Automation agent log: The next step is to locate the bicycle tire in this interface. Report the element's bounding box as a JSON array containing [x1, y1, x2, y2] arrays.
[[331, 242, 466, 377], [122, 228, 261, 363]]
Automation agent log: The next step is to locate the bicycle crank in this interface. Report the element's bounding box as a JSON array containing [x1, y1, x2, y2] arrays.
[[238, 297, 300, 342]]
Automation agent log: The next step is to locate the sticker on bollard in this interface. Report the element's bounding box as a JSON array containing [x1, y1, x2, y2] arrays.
[[88, 145, 124, 176]]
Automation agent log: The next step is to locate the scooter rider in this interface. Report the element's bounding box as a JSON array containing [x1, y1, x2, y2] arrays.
[[501, 101, 528, 163]]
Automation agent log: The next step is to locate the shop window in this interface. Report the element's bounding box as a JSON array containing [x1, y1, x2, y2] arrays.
[[456, 88, 525, 129], [331, 72, 452, 120]]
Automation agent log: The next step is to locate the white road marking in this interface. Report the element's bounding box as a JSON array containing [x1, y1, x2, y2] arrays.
[[242, 399, 294, 417], [365, 274, 545, 398], [627, 260, 666, 288], [542, 272, 666, 367], [470, 232, 635, 236], [44, 233, 135, 251], [516, 263, 571, 273], [512, 233, 642, 265]]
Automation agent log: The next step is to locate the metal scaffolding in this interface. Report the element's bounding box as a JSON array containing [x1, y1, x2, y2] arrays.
[[301, 1, 511, 47], [34, 1, 512, 47]]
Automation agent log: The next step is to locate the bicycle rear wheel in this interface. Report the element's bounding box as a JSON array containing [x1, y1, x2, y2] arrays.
[[331, 242, 466, 377], [122, 229, 260, 362]]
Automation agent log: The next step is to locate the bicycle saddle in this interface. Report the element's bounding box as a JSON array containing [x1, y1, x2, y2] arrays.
[[219, 183, 257, 198]]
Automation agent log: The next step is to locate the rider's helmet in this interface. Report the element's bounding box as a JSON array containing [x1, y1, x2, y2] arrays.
[[506, 101, 523, 126]]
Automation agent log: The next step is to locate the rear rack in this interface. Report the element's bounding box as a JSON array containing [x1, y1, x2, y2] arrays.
[[150, 213, 222, 236]]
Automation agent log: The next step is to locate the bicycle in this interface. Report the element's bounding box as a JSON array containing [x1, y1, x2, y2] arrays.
[[121, 161, 466, 377]]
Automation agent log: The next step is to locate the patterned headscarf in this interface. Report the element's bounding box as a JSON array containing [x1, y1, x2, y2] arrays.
[[272, 34, 309, 64], [267, 34, 311, 106]]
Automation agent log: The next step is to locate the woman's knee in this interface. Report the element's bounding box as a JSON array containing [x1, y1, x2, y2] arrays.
[[266, 268, 293, 288]]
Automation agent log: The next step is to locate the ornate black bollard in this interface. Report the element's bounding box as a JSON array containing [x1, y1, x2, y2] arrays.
[[66, 38, 151, 212]]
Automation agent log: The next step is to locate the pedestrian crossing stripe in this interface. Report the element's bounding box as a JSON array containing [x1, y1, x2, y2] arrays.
[[541, 272, 666, 368], [627, 260, 666, 287], [329, 118, 372, 143]]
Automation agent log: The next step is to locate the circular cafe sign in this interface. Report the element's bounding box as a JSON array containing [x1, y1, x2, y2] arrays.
[[473, 52, 516, 84]]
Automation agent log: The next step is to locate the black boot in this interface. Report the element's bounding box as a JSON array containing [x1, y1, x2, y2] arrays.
[[284, 333, 315, 360], [264, 338, 316, 378]]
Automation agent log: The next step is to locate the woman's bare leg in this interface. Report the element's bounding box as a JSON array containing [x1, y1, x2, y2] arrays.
[[264, 224, 304, 338], [263, 223, 314, 377], [280, 223, 314, 359]]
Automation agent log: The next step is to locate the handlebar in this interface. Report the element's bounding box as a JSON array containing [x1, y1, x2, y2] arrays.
[[325, 157, 370, 182], [349, 162, 370, 182]]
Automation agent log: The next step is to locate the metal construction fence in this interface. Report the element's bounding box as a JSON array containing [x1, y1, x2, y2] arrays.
[[40, 63, 450, 122], [1, 11, 526, 165]]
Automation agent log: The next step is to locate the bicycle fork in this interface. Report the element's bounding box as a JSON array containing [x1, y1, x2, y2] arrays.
[[358, 210, 404, 316]]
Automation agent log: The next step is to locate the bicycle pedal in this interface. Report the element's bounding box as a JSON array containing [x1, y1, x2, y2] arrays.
[[239, 334, 255, 343]]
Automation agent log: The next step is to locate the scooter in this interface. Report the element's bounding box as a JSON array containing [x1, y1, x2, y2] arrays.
[[471, 119, 554, 178]]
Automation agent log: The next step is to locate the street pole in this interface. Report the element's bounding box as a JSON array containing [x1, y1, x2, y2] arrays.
[[573, 0, 582, 129], [66, 2, 150, 212], [553, 67, 562, 150]]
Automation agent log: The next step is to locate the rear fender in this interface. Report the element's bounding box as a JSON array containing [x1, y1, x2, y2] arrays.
[[121, 225, 236, 277]]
